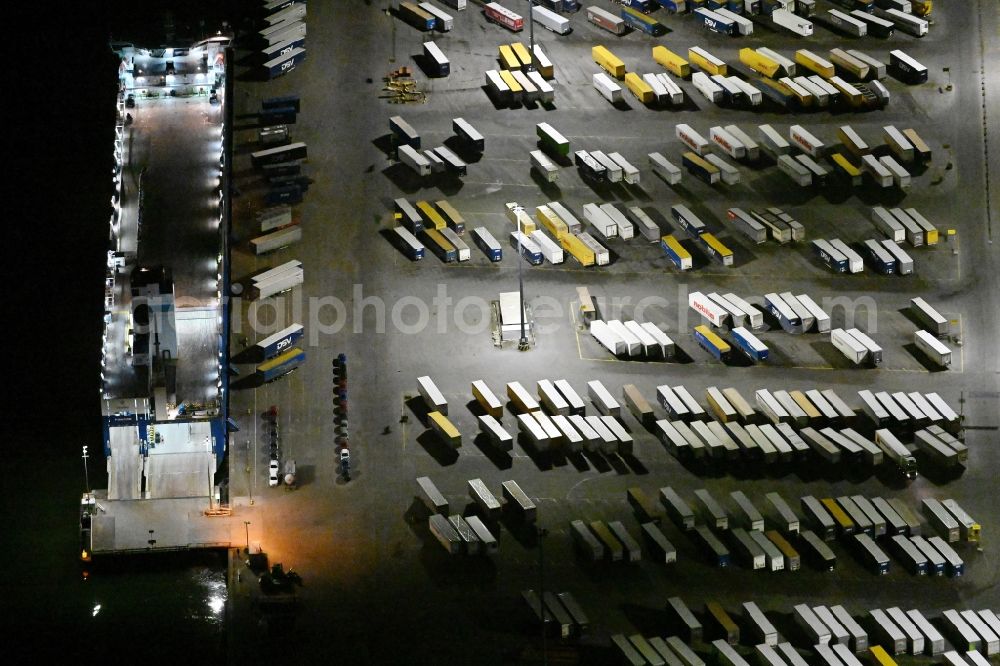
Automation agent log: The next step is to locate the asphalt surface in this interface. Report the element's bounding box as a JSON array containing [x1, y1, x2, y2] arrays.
[[224, 2, 1000, 663]]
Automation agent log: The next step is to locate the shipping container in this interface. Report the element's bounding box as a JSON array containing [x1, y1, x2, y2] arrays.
[[772, 7, 814, 35], [530, 150, 559, 183], [884, 9, 928, 36], [535, 123, 569, 159], [570, 519, 604, 561], [428, 411, 461, 447], [587, 5, 627, 33], [251, 225, 302, 255], [692, 72, 724, 104], [471, 227, 502, 262], [801, 495, 837, 540], [649, 154, 682, 186], [588, 379, 621, 416], [799, 530, 837, 570], [478, 414, 513, 451], [906, 609, 945, 655], [855, 533, 891, 575], [914, 330, 952, 367], [694, 325, 732, 361], [484, 2, 524, 30], [694, 525, 731, 567], [941, 610, 981, 653], [653, 46, 691, 78], [532, 5, 571, 33], [501, 480, 536, 522]]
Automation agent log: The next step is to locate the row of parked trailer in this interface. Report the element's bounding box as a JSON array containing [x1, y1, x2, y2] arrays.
[[417, 475, 542, 555], [417, 374, 965, 479], [257, 3, 307, 79], [521, 588, 590, 641], [417, 375, 645, 456], [389, 115, 483, 178], [590, 43, 927, 119], [654, 487, 975, 578], [616, 600, 992, 666], [797, 605, 997, 661], [654, 385, 963, 478], [485, 43, 557, 106], [674, 122, 929, 191]]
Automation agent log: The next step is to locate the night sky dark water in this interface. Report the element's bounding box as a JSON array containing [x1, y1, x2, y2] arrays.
[[8, 2, 242, 661]]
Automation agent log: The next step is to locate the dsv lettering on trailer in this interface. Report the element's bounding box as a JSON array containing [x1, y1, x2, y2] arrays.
[[276, 337, 292, 352]]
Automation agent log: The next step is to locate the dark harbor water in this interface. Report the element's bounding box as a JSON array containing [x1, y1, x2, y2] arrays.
[[9, 2, 242, 661]]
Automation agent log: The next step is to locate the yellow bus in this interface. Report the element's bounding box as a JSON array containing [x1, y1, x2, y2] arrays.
[[416, 200, 447, 230], [561, 234, 595, 267], [652, 46, 690, 78], [869, 646, 897, 666], [821, 498, 856, 535], [428, 411, 461, 447], [739, 48, 780, 78], [510, 42, 532, 68], [498, 44, 520, 70], [592, 45, 625, 78]]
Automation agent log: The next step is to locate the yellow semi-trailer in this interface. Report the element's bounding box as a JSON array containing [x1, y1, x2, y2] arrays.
[[624, 72, 655, 104], [560, 233, 596, 267], [592, 45, 626, 79], [506, 381, 540, 413], [902, 128, 932, 164], [531, 44, 554, 79], [471, 380, 503, 418], [498, 69, 523, 101], [688, 46, 727, 76], [498, 43, 520, 70], [652, 46, 690, 78], [536, 205, 569, 239], [829, 48, 869, 81], [739, 48, 781, 79], [428, 411, 461, 447], [510, 41, 532, 68], [434, 199, 465, 234], [416, 200, 447, 230], [795, 49, 835, 78]]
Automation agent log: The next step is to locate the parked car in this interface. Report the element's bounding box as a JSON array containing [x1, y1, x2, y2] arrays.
[[269, 459, 280, 487]]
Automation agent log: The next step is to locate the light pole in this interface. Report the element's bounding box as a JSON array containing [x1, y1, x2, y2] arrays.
[[82, 446, 91, 494], [244, 520, 251, 552], [538, 526, 548, 665], [525, 1, 535, 71], [516, 209, 529, 351]]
